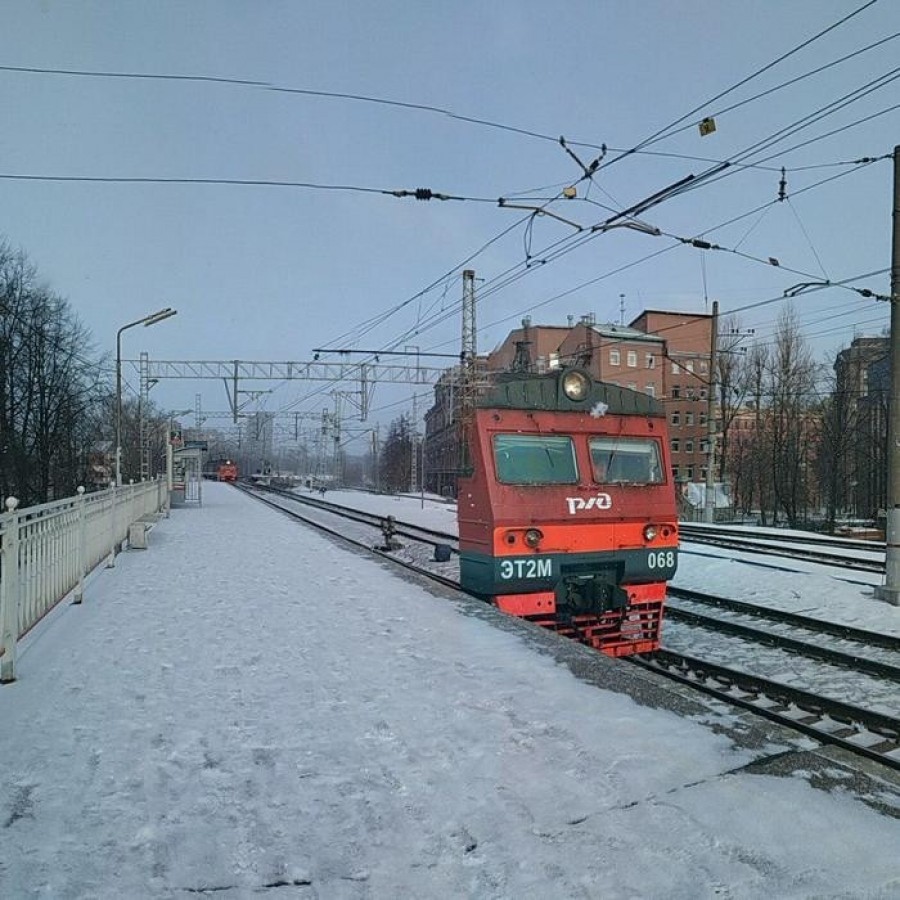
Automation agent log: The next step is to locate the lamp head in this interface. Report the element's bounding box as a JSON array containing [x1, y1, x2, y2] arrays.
[[143, 307, 177, 327]]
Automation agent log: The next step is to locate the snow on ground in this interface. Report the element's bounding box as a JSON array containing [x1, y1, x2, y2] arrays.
[[1, 482, 899, 898], [318, 487, 459, 534]]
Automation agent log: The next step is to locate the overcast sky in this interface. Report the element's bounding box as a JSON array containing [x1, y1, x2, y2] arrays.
[[2, 1, 897, 443]]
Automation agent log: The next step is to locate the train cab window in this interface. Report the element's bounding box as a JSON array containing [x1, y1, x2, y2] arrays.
[[589, 437, 664, 485], [493, 434, 578, 484]]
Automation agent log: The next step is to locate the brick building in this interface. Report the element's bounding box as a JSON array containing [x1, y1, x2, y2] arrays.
[[631, 310, 714, 484], [423, 308, 715, 495]]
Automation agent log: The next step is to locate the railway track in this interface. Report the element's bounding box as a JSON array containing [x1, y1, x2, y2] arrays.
[[663, 588, 900, 735], [633, 651, 900, 772], [667, 585, 900, 650], [667, 587, 900, 681], [240, 484, 900, 772], [248, 484, 459, 550], [680, 524, 884, 573]]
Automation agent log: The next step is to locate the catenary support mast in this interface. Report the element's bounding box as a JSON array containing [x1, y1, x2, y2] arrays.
[[458, 269, 477, 477], [877, 145, 900, 606], [704, 300, 719, 523]]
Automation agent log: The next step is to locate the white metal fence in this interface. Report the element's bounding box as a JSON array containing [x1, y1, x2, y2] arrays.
[[0, 479, 168, 683]]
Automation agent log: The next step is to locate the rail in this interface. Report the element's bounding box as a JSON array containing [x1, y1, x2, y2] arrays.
[[0, 479, 168, 683]]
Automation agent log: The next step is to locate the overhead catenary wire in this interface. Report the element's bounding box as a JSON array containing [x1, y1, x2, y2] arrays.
[[2, 13, 890, 366], [392, 158, 888, 356], [2, 2, 881, 171], [7, 8, 892, 429], [630, 26, 900, 150], [295, 139, 885, 399], [0, 172, 496, 202], [591, 0, 882, 167]]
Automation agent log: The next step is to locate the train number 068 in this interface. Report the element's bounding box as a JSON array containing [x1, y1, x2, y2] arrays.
[[647, 550, 676, 570]]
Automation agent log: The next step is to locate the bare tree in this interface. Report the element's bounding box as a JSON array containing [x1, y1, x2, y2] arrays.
[[715, 314, 754, 481], [0, 240, 103, 504], [815, 357, 860, 529], [767, 305, 820, 527], [379, 415, 412, 492], [729, 341, 774, 523]]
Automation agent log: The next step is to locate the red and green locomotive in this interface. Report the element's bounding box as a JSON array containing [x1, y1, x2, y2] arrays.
[[217, 460, 238, 482], [457, 367, 678, 656]]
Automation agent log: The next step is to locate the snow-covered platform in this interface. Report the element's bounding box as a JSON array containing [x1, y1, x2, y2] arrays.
[[1, 481, 898, 898]]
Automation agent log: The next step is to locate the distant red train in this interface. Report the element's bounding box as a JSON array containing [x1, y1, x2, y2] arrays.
[[217, 461, 238, 482], [457, 367, 678, 657]]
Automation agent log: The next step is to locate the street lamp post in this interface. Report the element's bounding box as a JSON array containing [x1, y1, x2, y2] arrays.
[[116, 307, 177, 486]]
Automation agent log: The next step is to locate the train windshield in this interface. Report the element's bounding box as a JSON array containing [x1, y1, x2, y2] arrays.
[[493, 434, 578, 484], [589, 437, 664, 484]]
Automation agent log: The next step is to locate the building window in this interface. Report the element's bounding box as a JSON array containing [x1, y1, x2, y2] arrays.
[[686, 465, 695, 480], [700, 360, 709, 374], [672, 466, 680, 482], [671, 438, 680, 453], [646, 383, 656, 398], [700, 466, 708, 481], [700, 439, 709, 454], [609, 348, 620, 365], [699, 412, 707, 426], [672, 385, 681, 399], [671, 361, 680, 374], [699, 388, 708, 400], [627, 350, 637, 367], [686, 361, 694, 374], [646, 354, 655, 369], [685, 411, 694, 426], [671, 411, 681, 426], [627, 381, 638, 391], [685, 439, 694, 453]]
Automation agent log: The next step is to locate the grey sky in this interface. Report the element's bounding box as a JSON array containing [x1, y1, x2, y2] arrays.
[[1, 1, 897, 437]]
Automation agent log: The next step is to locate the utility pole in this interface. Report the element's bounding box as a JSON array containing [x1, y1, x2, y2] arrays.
[[704, 300, 719, 523], [877, 145, 900, 606]]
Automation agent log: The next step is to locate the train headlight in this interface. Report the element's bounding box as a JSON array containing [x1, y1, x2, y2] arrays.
[[643, 524, 658, 542], [562, 370, 590, 401], [524, 528, 543, 548]]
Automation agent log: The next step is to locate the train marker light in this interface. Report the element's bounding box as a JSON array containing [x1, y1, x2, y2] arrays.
[[524, 528, 543, 548], [643, 524, 659, 542], [562, 370, 590, 401]]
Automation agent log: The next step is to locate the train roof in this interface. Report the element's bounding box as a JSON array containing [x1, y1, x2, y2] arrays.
[[476, 369, 665, 417]]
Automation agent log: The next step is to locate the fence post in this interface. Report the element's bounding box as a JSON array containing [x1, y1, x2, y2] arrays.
[[106, 485, 117, 568], [0, 497, 21, 684], [72, 487, 87, 604]]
